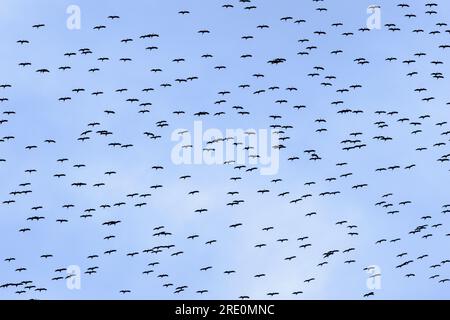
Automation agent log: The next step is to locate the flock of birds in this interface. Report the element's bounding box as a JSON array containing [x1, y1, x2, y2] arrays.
[[1, 0, 450, 299]]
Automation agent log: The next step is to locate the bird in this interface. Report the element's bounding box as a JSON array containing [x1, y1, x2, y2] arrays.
[[0, 0, 448, 302]]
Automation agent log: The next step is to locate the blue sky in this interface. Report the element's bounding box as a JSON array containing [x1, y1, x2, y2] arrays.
[[0, 0, 450, 299]]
